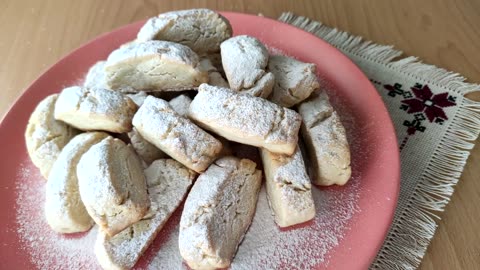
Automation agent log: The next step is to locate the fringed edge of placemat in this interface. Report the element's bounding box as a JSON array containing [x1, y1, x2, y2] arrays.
[[278, 12, 480, 269]]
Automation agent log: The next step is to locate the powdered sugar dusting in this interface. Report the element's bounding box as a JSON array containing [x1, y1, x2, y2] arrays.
[[231, 78, 362, 269], [15, 100, 362, 270], [15, 162, 99, 270], [234, 178, 360, 269], [15, 45, 364, 270], [141, 86, 363, 269], [191, 84, 302, 151], [221, 35, 269, 91], [139, 175, 360, 270]]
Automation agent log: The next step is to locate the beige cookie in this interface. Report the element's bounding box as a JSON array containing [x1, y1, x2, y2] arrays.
[[84, 60, 138, 93], [126, 91, 148, 107], [83, 60, 109, 90], [105, 40, 208, 92], [77, 137, 150, 236], [179, 157, 262, 270], [25, 94, 79, 179], [132, 96, 222, 172], [189, 84, 301, 155], [54, 86, 137, 133], [95, 159, 195, 270], [198, 58, 229, 88], [298, 90, 351, 186], [129, 94, 196, 165], [221, 35, 274, 97], [268, 55, 319, 107], [260, 146, 315, 227], [127, 127, 167, 165], [45, 132, 109, 233], [137, 9, 232, 55], [168, 94, 192, 117], [241, 71, 275, 98]]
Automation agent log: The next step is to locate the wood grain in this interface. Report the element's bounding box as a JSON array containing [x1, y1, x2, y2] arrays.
[[1, 0, 478, 269]]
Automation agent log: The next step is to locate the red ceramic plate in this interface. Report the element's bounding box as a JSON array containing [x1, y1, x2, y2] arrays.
[[0, 12, 399, 270]]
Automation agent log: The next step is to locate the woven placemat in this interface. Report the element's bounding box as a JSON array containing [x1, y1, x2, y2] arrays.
[[278, 12, 480, 269]]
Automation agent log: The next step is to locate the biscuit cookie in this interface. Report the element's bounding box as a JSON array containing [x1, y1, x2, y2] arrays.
[[54, 86, 137, 133], [268, 55, 319, 107], [179, 157, 262, 270], [77, 137, 150, 236], [84, 60, 139, 93], [189, 84, 301, 155], [95, 159, 195, 270], [298, 91, 351, 186], [137, 9, 232, 55], [129, 94, 198, 164], [242, 71, 274, 98], [199, 58, 229, 88], [127, 127, 167, 165], [25, 94, 79, 179], [84, 61, 109, 90], [45, 132, 109, 233], [221, 35, 274, 97], [260, 146, 315, 227], [168, 94, 192, 117], [132, 96, 222, 172], [105, 41, 208, 92], [126, 91, 148, 107]]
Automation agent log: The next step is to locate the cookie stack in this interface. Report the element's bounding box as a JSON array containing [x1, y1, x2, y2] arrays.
[[24, 9, 351, 270]]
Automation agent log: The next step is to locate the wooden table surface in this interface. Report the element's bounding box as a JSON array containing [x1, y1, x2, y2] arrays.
[[1, 0, 479, 269]]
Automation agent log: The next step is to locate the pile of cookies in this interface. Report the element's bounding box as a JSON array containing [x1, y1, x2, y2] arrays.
[[24, 9, 351, 270]]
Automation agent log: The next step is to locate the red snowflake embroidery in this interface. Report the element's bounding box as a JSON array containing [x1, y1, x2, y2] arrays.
[[381, 82, 458, 150], [401, 84, 456, 122]]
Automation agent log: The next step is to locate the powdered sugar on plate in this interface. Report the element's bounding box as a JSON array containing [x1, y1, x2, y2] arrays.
[[143, 79, 363, 269], [15, 47, 363, 270], [144, 139, 361, 270], [232, 181, 360, 269], [15, 163, 99, 270], [138, 176, 359, 270], [15, 103, 362, 269], [150, 72, 364, 269], [142, 151, 361, 270]]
